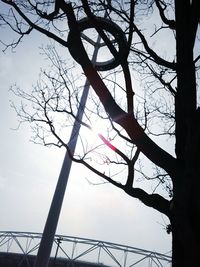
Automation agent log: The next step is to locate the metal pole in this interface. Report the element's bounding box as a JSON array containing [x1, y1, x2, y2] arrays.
[[34, 35, 101, 267]]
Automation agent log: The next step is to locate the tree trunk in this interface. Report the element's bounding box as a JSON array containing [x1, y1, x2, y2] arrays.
[[173, 2, 200, 264], [171, 217, 200, 266], [171, 174, 200, 267]]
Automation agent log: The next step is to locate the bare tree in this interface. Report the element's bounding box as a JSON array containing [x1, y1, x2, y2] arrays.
[[0, 1, 200, 266]]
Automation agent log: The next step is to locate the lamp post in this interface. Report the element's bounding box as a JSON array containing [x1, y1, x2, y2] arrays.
[[34, 13, 127, 267], [34, 35, 101, 267]]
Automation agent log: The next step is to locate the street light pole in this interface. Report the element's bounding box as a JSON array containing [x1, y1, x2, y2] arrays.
[[34, 35, 101, 267]]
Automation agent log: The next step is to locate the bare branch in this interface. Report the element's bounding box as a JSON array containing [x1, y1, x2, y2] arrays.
[[124, 186, 171, 217], [133, 22, 176, 70], [1, 0, 68, 47], [155, 0, 176, 29]]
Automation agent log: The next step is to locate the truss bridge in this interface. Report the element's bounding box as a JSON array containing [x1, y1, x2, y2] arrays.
[[0, 231, 171, 267]]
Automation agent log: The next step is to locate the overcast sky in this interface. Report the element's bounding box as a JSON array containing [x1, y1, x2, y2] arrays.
[[0, 3, 171, 257]]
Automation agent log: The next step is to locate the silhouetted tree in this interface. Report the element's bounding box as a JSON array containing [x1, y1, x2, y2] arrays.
[[0, 1, 200, 266]]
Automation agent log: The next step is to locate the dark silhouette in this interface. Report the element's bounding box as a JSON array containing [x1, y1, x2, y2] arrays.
[[0, 1, 200, 266]]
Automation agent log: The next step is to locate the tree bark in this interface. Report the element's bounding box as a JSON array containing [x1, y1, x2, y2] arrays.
[[171, 201, 200, 266], [170, 168, 200, 266]]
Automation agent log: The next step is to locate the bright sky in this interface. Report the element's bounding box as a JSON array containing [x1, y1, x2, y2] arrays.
[[0, 2, 171, 256]]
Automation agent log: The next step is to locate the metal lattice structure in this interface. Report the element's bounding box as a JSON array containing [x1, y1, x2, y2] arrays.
[[0, 231, 171, 267]]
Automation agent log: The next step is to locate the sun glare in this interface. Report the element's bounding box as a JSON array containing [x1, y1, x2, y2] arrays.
[[80, 118, 117, 153]]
